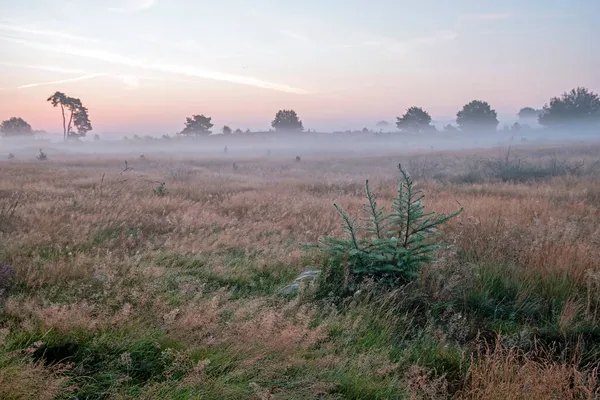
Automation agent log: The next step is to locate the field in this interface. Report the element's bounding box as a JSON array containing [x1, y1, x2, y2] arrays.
[[2, 142, 600, 399]]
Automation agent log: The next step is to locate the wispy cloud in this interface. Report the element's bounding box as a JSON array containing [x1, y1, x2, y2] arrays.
[[0, 62, 89, 74], [414, 30, 457, 45], [279, 30, 310, 42], [0, 22, 97, 43], [18, 74, 107, 89], [460, 12, 513, 21], [108, 0, 158, 13], [1, 37, 310, 94], [0, 60, 190, 91]]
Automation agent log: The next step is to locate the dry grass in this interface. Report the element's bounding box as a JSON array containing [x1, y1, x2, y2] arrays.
[[458, 336, 600, 400], [1, 143, 600, 398]]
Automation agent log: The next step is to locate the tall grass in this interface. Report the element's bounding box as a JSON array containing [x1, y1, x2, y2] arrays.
[[1, 144, 600, 398]]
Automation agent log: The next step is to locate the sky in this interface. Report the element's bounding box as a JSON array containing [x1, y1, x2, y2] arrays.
[[0, 0, 598, 135]]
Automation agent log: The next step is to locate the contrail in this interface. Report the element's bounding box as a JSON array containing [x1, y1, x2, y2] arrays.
[[0, 62, 89, 74], [0, 22, 97, 42], [18, 74, 107, 89], [2, 38, 311, 94]]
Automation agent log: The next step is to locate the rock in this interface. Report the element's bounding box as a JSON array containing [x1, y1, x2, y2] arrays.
[[277, 269, 321, 297], [294, 269, 321, 283], [277, 283, 300, 297]]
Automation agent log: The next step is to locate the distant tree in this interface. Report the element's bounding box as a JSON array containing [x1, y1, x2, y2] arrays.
[[456, 100, 499, 132], [444, 124, 458, 132], [234, 128, 243, 134], [518, 107, 541, 120], [511, 122, 521, 132], [362, 127, 370, 133], [47, 92, 92, 140], [271, 109, 303, 132], [538, 87, 600, 127], [376, 120, 390, 128], [245, 129, 251, 134], [0, 117, 33, 137], [396, 106, 434, 133], [181, 114, 213, 136], [73, 104, 92, 137], [93, 134, 100, 141], [222, 125, 232, 135]]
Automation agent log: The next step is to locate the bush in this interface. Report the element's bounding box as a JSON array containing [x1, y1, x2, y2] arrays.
[[36, 149, 47, 161], [153, 182, 168, 197], [317, 164, 462, 287]]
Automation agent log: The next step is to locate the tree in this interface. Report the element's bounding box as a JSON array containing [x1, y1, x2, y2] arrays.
[[0, 117, 33, 137], [181, 114, 213, 136], [317, 164, 462, 287], [444, 124, 458, 132], [518, 107, 541, 120], [396, 106, 434, 133], [72, 103, 92, 137], [222, 125, 232, 135], [538, 87, 600, 127], [456, 100, 499, 132], [234, 128, 243, 134], [271, 109, 303, 132], [46, 92, 92, 140]]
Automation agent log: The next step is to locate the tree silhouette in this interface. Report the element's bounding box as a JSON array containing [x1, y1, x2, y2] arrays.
[[271, 109, 303, 132], [234, 128, 243, 134], [0, 117, 33, 137], [47, 92, 92, 140], [444, 124, 458, 132], [456, 100, 499, 132], [538, 87, 600, 127], [181, 114, 213, 136], [72, 102, 92, 137], [222, 125, 232, 135], [518, 107, 541, 120], [396, 106, 434, 133]]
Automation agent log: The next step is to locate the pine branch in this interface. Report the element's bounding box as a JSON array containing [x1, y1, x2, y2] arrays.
[[334, 203, 362, 252], [363, 180, 387, 240]]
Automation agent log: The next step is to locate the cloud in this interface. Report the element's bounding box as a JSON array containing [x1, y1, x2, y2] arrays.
[[1, 37, 310, 94], [0, 61, 191, 90], [108, 0, 158, 13], [279, 30, 310, 42], [18, 74, 107, 89], [0, 22, 97, 43], [460, 13, 513, 21], [0, 62, 89, 74], [414, 30, 457, 45]]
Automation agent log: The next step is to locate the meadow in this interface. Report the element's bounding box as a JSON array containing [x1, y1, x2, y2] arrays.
[[2, 142, 600, 399]]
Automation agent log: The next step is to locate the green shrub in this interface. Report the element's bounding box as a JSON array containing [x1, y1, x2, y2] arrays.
[[317, 164, 462, 286], [154, 182, 168, 196]]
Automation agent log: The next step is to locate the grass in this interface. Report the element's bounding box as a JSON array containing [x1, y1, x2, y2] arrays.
[[1, 144, 600, 398]]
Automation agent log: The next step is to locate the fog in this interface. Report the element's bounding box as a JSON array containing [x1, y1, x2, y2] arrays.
[[1, 128, 599, 161]]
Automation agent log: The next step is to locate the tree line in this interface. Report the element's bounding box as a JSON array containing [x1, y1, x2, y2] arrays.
[[1, 87, 599, 138]]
